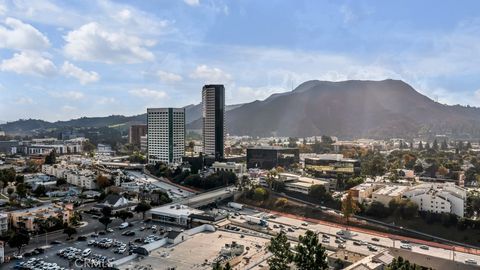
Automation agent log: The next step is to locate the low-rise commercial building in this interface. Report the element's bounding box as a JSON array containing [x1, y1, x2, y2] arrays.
[[276, 173, 330, 194], [149, 204, 205, 227], [211, 162, 246, 176], [402, 183, 466, 217]]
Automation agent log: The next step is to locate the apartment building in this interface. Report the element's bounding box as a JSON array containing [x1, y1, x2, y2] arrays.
[[402, 183, 467, 217], [372, 185, 410, 206], [9, 203, 73, 232], [42, 164, 98, 189], [0, 213, 8, 235]]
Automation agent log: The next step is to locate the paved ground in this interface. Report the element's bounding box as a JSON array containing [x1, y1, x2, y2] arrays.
[[3, 218, 180, 269]]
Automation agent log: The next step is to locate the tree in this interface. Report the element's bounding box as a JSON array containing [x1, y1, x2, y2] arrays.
[[63, 226, 77, 240], [341, 193, 359, 225], [44, 150, 56, 165], [441, 140, 448, 150], [134, 201, 152, 220], [252, 187, 269, 201], [8, 232, 30, 255], [16, 183, 28, 198], [267, 231, 293, 270], [293, 230, 328, 270], [96, 175, 112, 189], [99, 216, 112, 231], [432, 139, 438, 150], [101, 206, 113, 217], [418, 141, 423, 150], [365, 201, 390, 218], [345, 177, 364, 190], [33, 185, 46, 197], [309, 185, 331, 203], [115, 210, 134, 222], [56, 178, 67, 186]]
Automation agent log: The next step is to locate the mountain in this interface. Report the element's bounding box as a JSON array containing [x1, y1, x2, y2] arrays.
[[3, 79, 480, 138], [218, 79, 480, 138], [0, 103, 242, 135]]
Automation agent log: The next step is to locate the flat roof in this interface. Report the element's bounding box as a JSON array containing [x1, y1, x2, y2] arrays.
[[150, 204, 204, 217], [247, 146, 298, 150], [373, 185, 409, 196]]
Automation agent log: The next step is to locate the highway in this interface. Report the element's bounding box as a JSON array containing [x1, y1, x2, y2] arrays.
[[242, 205, 480, 268], [125, 170, 194, 200]]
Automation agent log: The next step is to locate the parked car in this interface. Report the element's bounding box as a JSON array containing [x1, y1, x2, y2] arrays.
[[419, 245, 429, 250], [400, 244, 412, 250]]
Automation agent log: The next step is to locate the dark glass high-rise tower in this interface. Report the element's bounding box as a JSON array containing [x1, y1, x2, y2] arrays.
[[202, 84, 225, 161]]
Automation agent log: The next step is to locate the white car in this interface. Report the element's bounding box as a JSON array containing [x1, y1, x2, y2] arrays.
[[465, 259, 477, 265], [82, 248, 92, 257], [400, 244, 412, 250]]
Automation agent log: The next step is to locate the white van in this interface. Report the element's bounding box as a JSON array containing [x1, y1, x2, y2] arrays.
[[118, 222, 129, 229], [82, 248, 91, 257]]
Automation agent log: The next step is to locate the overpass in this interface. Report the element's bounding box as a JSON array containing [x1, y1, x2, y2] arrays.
[[177, 186, 236, 208]]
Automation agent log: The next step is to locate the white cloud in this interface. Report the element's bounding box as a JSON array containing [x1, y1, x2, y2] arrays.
[[129, 88, 167, 99], [96, 97, 116, 104], [190, 65, 232, 83], [0, 4, 6, 15], [184, 0, 200, 6], [0, 51, 56, 77], [236, 86, 286, 102], [61, 105, 76, 112], [15, 97, 34, 105], [60, 61, 99, 84], [157, 70, 182, 83], [63, 22, 155, 64], [0, 17, 50, 51], [49, 91, 85, 100]]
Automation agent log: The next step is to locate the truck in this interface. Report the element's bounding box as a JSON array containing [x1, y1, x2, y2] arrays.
[[245, 216, 268, 227], [228, 202, 244, 210]]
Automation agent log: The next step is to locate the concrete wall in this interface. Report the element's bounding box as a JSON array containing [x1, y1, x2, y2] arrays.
[[389, 248, 478, 270], [185, 224, 216, 236]]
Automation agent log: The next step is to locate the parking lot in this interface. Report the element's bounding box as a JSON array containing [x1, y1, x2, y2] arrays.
[[119, 230, 270, 270], [5, 220, 181, 269]]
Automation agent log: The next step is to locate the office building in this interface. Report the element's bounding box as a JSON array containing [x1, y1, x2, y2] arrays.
[[147, 108, 185, 164], [202, 85, 225, 161], [129, 124, 147, 147], [304, 154, 360, 179], [246, 146, 300, 169]]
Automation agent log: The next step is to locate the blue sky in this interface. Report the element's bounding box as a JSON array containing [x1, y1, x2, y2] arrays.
[[1, 0, 480, 122]]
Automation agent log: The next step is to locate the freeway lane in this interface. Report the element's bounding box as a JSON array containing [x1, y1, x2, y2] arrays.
[[245, 204, 480, 265]]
